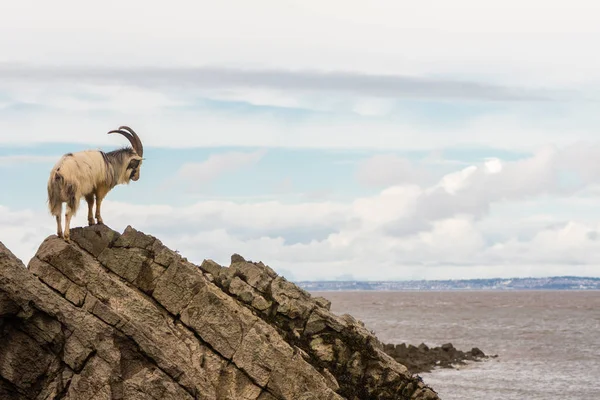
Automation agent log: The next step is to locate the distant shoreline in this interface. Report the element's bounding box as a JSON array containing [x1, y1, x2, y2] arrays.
[[304, 288, 600, 292], [295, 276, 600, 291]]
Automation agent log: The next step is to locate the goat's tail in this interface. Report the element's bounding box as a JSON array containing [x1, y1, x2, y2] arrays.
[[47, 170, 64, 216], [47, 169, 78, 216]]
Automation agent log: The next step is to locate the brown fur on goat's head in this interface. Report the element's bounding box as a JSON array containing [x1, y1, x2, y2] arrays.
[[127, 155, 142, 182]]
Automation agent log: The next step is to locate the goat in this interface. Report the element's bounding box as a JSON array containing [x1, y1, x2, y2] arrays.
[[47, 126, 144, 241]]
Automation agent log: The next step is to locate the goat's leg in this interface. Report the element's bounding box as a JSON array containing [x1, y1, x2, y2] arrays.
[[64, 207, 73, 242], [52, 202, 63, 238], [55, 214, 63, 238], [95, 187, 109, 225], [85, 194, 95, 226], [64, 192, 79, 242]]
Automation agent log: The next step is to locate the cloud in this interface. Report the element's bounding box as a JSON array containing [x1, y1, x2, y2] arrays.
[[5, 143, 600, 282], [0, 82, 185, 112], [356, 154, 433, 187], [175, 149, 267, 188], [2, 100, 597, 152], [0, 205, 54, 266], [1, 1, 599, 284], [6, 194, 597, 281], [355, 144, 600, 226], [0, 65, 557, 102], [482, 221, 600, 266], [1, 1, 599, 89], [0, 64, 597, 152], [0, 155, 59, 166], [383, 145, 598, 237]]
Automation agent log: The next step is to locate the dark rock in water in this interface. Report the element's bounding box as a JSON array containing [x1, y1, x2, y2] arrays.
[[0, 225, 439, 400], [441, 343, 454, 352], [382, 340, 492, 374], [470, 347, 485, 358]]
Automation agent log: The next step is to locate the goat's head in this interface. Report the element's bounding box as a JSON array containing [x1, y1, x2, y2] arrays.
[[107, 126, 144, 182]]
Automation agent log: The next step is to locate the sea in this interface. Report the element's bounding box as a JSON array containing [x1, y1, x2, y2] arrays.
[[310, 290, 600, 400]]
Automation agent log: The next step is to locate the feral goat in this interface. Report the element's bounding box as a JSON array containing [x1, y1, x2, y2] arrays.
[[47, 126, 144, 241]]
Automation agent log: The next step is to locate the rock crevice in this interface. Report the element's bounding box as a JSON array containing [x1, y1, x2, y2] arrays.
[[0, 225, 439, 400]]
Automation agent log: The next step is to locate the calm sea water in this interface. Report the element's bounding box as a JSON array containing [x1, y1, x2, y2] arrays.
[[311, 290, 600, 400]]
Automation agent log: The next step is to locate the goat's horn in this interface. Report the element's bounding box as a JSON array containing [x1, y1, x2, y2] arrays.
[[107, 126, 144, 157], [118, 126, 144, 157]]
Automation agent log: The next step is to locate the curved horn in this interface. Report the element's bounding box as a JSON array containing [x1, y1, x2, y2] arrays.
[[107, 129, 136, 151], [107, 126, 144, 156], [118, 126, 143, 157]]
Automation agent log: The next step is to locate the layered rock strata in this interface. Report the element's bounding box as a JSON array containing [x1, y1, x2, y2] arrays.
[[0, 225, 439, 400]]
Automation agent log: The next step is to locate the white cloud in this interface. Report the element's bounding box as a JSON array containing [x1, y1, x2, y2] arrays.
[[1, 1, 600, 87], [483, 221, 600, 265], [2, 82, 185, 112], [205, 88, 398, 116], [356, 155, 431, 187], [350, 98, 396, 117], [175, 149, 267, 187], [433, 166, 478, 195], [0, 205, 54, 265], [2, 102, 597, 152], [0, 65, 598, 153], [484, 158, 503, 174], [0, 155, 59, 166], [4, 146, 600, 281], [1, 0, 600, 283], [352, 186, 421, 227]]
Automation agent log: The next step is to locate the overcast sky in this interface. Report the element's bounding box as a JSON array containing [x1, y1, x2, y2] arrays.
[[2, 0, 600, 281]]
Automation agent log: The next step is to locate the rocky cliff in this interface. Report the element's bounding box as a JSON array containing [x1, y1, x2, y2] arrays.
[[0, 225, 439, 400]]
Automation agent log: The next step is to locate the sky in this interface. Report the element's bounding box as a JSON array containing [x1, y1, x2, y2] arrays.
[[2, 0, 600, 281]]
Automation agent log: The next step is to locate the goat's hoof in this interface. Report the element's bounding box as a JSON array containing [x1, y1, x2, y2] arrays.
[[88, 221, 95, 226]]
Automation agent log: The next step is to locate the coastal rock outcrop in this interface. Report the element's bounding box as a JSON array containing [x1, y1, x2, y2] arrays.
[[383, 342, 492, 374], [0, 225, 439, 400]]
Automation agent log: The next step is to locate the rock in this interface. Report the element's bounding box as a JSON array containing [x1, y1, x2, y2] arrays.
[[231, 253, 246, 264], [69, 224, 118, 257], [441, 343, 455, 352], [320, 368, 340, 392], [313, 296, 332, 310], [228, 277, 272, 312], [0, 226, 440, 400], [471, 347, 485, 358], [0, 291, 19, 316], [208, 257, 440, 399], [226, 258, 277, 294], [200, 258, 224, 277], [270, 276, 315, 320], [382, 340, 491, 374]]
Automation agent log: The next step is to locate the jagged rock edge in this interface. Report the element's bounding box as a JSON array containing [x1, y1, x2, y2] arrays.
[[0, 226, 440, 400], [67, 229, 279, 398]]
